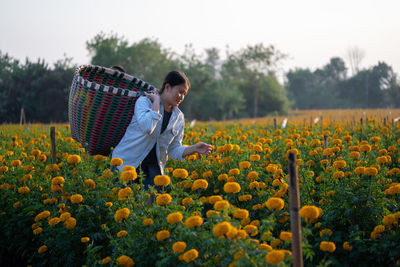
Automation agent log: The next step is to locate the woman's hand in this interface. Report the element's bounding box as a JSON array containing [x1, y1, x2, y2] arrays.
[[144, 90, 160, 103], [183, 142, 213, 158]]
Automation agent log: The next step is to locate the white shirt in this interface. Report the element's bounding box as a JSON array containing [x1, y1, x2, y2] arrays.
[[112, 96, 187, 174]]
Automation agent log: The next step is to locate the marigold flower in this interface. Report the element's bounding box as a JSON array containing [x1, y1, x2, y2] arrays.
[[332, 171, 345, 179], [156, 194, 172, 205], [38, 245, 47, 254], [35, 210, 51, 222], [250, 154, 261, 161], [365, 167, 378, 176], [116, 255, 134, 267], [333, 160, 346, 169], [156, 230, 170, 241], [64, 217, 77, 229], [51, 176, 65, 185], [217, 173, 228, 181], [373, 225, 385, 233], [244, 224, 258, 236], [118, 187, 133, 200], [67, 155, 81, 164], [259, 243, 273, 251], [85, 179, 96, 189], [265, 250, 285, 265], [239, 161, 251, 169], [181, 197, 194, 206], [81, 237, 90, 243], [182, 249, 199, 263], [355, 167, 365, 175], [11, 160, 22, 167], [191, 179, 208, 190], [228, 168, 240, 176], [60, 212, 71, 222], [238, 194, 252, 202], [121, 170, 138, 183], [224, 182, 241, 194], [142, 218, 154, 226], [247, 171, 258, 180], [233, 208, 249, 219], [117, 230, 128, 237], [343, 241, 353, 251], [265, 197, 284, 210], [214, 200, 230, 210], [299, 205, 320, 222], [114, 208, 130, 223], [33, 227, 43, 235], [172, 241, 187, 253], [167, 212, 183, 224], [173, 168, 189, 179], [102, 257, 112, 264], [360, 144, 371, 153], [349, 151, 360, 159], [110, 158, 123, 166], [319, 228, 333, 237], [382, 214, 396, 226], [202, 170, 213, 178], [18, 186, 30, 194], [48, 217, 61, 226], [154, 175, 170, 186], [280, 231, 292, 241], [184, 215, 203, 228], [320, 241, 336, 253], [70, 194, 84, 204]]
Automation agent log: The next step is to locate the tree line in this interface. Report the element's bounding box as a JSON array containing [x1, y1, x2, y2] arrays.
[[1, 32, 399, 123]]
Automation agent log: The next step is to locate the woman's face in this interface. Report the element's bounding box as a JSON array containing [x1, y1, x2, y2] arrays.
[[164, 83, 189, 107]]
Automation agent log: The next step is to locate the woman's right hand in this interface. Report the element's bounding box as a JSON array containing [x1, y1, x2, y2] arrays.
[[144, 90, 160, 103]]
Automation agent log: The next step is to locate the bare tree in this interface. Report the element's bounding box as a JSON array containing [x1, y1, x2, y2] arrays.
[[346, 46, 365, 76]]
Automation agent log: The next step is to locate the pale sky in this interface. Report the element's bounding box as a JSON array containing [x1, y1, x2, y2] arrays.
[[1, 0, 399, 80]]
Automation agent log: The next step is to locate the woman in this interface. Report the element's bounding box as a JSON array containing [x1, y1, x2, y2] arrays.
[[111, 70, 212, 190]]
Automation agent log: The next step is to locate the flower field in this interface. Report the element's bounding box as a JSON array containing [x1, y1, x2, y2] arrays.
[[1, 110, 400, 266]]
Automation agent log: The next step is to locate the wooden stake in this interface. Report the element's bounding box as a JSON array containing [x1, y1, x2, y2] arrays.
[[323, 135, 328, 149], [50, 127, 57, 164], [19, 108, 26, 125], [360, 118, 363, 140], [288, 152, 303, 267], [274, 118, 277, 131]]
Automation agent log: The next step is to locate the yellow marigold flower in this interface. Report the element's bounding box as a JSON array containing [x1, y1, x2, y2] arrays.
[[154, 175, 170, 186], [38, 245, 47, 254], [51, 176, 64, 185], [382, 214, 396, 226], [343, 135, 352, 142], [214, 200, 230, 210], [299, 205, 320, 222], [355, 167, 365, 175], [244, 224, 258, 236], [118, 187, 133, 200], [34, 210, 51, 222], [0, 166, 9, 172], [181, 197, 194, 206], [167, 212, 183, 224], [213, 221, 232, 238], [142, 218, 154, 226], [156, 193, 172, 205], [121, 170, 138, 183], [85, 179, 96, 189], [373, 225, 385, 233], [365, 167, 378, 176], [333, 160, 346, 169], [259, 243, 273, 251], [70, 194, 84, 204], [48, 217, 61, 226], [60, 212, 71, 222], [172, 241, 187, 253], [64, 217, 77, 230], [217, 173, 228, 181], [117, 230, 128, 237], [247, 171, 258, 180], [233, 209, 249, 219], [349, 151, 360, 159], [265, 197, 285, 210], [31, 149, 41, 156], [224, 182, 241, 194], [239, 161, 251, 169], [238, 194, 252, 202], [105, 202, 113, 207], [173, 168, 189, 179], [360, 144, 371, 153], [18, 186, 30, 194], [110, 158, 123, 166], [280, 231, 292, 241], [156, 230, 170, 241], [184, 215, 203, 228], [11, 159, 22, 167], [332, 171, 345, 179], [320, 241, 336, 253], [202, 170, 213, 178], [81, 237, 90, 243], [67, 155, 81, 164], [116, 255, 134, 267], [33, 227, 43, 235], [102, 257, 112, 264], [343, 241, 353, 251], [228, 168, 240, 176], [252, 144, 263, 152], [265, 250, 285, 265], [182, 249, 199, 263], [250, 154, 261, 161], [191, 179, 208, 190], [114, 208, 130, 223], [319, 228, 333, 237]]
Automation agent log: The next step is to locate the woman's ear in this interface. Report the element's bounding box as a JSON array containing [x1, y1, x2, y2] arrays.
[[164, 83, 171, 93]]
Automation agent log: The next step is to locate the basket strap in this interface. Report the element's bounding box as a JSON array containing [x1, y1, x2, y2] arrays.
[[77, 76, 145, 97]]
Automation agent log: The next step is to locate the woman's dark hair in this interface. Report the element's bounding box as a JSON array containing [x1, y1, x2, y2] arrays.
[[159, 70, 190, 94]]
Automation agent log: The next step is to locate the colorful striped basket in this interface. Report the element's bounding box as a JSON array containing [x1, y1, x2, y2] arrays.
[[68, 65, 156, 155]]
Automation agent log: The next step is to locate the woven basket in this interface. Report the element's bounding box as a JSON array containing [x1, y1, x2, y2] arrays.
[[68, 65, 156, 155]]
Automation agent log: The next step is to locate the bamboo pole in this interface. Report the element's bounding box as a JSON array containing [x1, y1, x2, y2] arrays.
[[288, 152, 303, 267], [50, 127, 56, 164]]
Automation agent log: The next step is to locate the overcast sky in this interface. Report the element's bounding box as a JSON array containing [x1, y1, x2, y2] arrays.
[[1, 0, 399, 80]]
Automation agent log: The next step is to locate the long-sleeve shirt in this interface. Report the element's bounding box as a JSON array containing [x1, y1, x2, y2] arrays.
[[112, 96, 187, 174]]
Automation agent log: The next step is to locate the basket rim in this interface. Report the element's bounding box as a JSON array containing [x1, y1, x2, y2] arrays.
[[75, 64, 157, 97]]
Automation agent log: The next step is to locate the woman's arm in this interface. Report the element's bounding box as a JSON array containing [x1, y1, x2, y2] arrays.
[[134, 95, 162, 134], [182, 143, 213, 158]]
